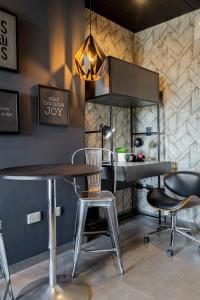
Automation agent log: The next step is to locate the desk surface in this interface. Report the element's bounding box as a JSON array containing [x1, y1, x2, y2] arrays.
[[103, 160, 171, 181]]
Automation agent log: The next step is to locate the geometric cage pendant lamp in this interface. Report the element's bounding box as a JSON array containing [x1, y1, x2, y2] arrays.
[[74, 1, 106, 81]]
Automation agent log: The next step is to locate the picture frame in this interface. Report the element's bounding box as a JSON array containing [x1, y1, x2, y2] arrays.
[[38, 85, 70, 127], [0, 8, 18, 72], [0, 89, 19, 133]]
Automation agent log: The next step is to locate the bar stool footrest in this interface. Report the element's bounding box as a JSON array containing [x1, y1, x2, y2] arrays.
[[82, 248, 117, 253], [83, 231, 109, 235]]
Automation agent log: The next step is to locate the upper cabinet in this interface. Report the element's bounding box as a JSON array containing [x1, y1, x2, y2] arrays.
[[86, 56, 160, 108]]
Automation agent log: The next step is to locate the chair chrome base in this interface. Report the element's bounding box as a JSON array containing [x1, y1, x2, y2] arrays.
[[16, 276, 89, 300], [144, 212, 200, 256]]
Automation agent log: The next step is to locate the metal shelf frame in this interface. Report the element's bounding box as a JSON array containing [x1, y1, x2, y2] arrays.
[[85, 100, 162, 224], [85, 57, 162, 223]]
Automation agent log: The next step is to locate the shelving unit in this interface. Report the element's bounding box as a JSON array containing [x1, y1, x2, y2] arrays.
[[85, 56, 162, 222]]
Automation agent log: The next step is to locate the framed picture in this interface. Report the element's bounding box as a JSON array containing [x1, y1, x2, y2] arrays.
[[0, 89, 19, 133], [38, 85, 69, 126], [0, 8, 18, 72]]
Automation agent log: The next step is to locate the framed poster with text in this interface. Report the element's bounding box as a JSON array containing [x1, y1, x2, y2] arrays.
[[0, 8, 18, 72], [0, 89, 19, 133], [38, 85, 69, 126]]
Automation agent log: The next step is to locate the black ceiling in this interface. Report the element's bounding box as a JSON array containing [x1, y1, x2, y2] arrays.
[[85, 0, 200, 32]]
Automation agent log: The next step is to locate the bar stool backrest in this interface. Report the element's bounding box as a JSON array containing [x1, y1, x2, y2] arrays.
[[164, 171, 200, 197], [71, 148, 117, 194]]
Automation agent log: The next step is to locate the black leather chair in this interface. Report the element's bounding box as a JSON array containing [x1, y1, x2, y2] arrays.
[[144, 171, 200, 256]]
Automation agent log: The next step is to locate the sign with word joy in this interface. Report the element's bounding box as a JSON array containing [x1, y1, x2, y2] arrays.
[[0, 9, 18, 72], [38, 85, 69, 126]]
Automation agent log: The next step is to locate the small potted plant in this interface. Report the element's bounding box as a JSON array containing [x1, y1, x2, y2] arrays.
[[115, 147, 129, 162]]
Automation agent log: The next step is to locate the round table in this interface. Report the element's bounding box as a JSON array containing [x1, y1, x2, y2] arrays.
[[0, 164, 102, 300]]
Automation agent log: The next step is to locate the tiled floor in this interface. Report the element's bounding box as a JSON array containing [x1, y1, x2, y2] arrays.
[[2, 215, 200, 299]]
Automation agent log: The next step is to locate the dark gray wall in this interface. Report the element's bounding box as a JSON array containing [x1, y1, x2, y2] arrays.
[[0, 0, 85, 264]]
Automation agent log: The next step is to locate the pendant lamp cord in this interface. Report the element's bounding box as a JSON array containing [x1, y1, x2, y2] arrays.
[[90, 0, 92, 36]]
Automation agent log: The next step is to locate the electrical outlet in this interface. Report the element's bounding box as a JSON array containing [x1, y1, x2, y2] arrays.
[[56, 207, 62, 217], [27, 212, 41, 224]]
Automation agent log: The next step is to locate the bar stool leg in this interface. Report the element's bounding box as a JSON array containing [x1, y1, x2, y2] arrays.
[[72, 201, 88, 278], [105, 208, 115, 249], [107, 202, 124, 275], [0, 222, 14, 300]]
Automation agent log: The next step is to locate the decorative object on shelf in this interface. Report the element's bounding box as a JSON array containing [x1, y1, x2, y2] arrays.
[[134, 137, 144, 148], [125, 153, 135, 162], [0, 8, 18, 72], [0, 89, 19, 133], [148, 140, 157, 161], [74, 0, 106, 81], [137, 152, 145, 161], [125, 152, 145, 162], [100, 124, 115, 139], [38, 85, 69, 127], [146, 127, 152, 136], [115, 147, 129, 163]]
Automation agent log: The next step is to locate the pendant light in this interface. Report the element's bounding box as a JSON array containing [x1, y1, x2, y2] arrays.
[[74, 0, 106, 81]]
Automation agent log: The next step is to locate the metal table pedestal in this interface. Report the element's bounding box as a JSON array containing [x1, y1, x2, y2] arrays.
[[17, 179, 88, 300], [17, 276, 88, 300]]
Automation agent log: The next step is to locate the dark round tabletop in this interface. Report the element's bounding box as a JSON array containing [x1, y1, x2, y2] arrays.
[[0, 164, 102, 180]]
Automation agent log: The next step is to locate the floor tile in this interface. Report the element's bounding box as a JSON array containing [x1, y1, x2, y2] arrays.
[[8, 215, 200, 300]]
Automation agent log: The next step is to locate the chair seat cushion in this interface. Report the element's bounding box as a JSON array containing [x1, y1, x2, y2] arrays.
[[79, 190, 114, 200], [147, 188, 188, 211]]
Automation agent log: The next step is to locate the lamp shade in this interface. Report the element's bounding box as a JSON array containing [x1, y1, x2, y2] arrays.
[[99, 124, 115, 139], [75, 35, 106, 81]]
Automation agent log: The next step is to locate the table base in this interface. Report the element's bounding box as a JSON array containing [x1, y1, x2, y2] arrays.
[[16, 275, 89, 300]]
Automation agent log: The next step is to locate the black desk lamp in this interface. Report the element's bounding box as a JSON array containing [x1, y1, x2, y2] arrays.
[[100, 124, 115, 139]]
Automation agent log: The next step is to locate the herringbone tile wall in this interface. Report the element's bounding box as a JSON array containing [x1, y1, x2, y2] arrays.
[[85, 8, 200, 223], [134, 9, 200, 223]]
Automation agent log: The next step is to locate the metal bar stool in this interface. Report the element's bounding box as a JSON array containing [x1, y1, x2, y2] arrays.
[[0, 221, 14, 300], [71, 148, 124, 277]]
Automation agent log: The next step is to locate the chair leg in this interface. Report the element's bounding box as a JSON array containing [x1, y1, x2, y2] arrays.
[[107, 202, 124, 275], [72, 201, 88, 278], [144, 226, 170, 239], [175, 228, 200, 244], [166, 212, 176, 257], [176, 227, 192, 232]]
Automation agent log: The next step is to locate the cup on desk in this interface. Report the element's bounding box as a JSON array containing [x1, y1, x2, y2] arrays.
[[125, 153, 135, 162]]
